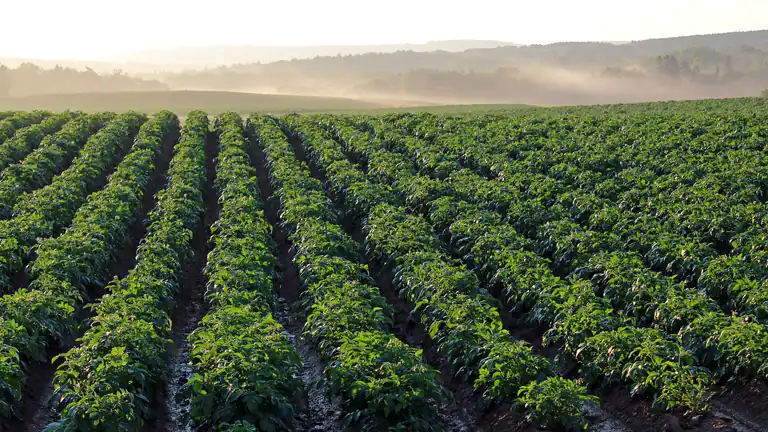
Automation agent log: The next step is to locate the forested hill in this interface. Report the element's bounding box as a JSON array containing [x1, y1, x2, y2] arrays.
[[158, 29, 768, 105], [0, 63, 167, 97]]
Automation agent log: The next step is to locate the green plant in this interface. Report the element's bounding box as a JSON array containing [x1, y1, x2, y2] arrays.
[[518, 377, 598, 430]]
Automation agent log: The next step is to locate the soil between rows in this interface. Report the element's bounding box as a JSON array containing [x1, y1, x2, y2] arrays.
[[287, 124, 768, 432], [6, 119, 766, 432], [250, 137, 343, 431], [338, 123, 768, 432], [145, 128, 218, 432], [4, 127, 141, 296]]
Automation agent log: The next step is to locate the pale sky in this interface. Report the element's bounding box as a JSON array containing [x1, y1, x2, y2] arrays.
[[1, 0, 766, 59]]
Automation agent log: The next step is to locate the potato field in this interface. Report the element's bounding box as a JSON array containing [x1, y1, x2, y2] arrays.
[[0, 99, 767, 431]]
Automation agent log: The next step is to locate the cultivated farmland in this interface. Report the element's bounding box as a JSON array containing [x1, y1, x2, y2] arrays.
[[0, 99, 767, 431]]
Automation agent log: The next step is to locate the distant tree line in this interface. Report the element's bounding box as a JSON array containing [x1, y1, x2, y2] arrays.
[[0, 63, 167, 97]]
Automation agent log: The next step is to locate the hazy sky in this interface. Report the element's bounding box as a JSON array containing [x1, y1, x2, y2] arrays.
[[2, 0, 766, 59]]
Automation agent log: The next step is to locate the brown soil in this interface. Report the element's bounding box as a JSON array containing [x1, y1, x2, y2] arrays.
[[145, 129, 217, 432], [251, 143, 302, 303], [709, 383, 768, 431], [9, 270, 27, 292], [250, 138, 342, 431], [341, 124, 768, 432], [594, 383, 768, 432], [2, 126, 145, 299], [108, 129, 178, 281], [0, 346, 62, 432]]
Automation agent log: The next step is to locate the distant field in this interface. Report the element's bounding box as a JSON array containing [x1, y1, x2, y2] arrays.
[[358, 103, 535, 114], [0, 90, 540, 115], [3, 90, 754, 116], [0, 91, 386, 114]]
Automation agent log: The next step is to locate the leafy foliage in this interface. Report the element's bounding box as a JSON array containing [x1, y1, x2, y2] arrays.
[[289, 116, 594, 428], [0, 112, 113, 219], [0, 112, 176, 421], [518, 377, 598, 430], [253, 115, 443, 431], [43, 111, 189, 431], [184, 113, 303, 431], [0, 111, 77, 173], [0, 112, 126, 290], [3, 101, 768, 429]]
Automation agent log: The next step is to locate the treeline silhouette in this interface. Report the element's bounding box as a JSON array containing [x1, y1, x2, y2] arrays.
[[158, 30, 768, 104], [0, 63, 167, 97]]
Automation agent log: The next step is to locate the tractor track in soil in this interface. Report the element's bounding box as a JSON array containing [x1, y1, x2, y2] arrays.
[[0, 128, 178, 432], [250, 139, 342, 432], [145, 130, 217, 432]]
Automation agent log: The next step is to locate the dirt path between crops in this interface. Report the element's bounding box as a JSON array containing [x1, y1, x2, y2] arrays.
[[0, 127, 178, 432], [250, 137, 343, 432], [145, 129, 217, 432], [371, 125, 768, 432]]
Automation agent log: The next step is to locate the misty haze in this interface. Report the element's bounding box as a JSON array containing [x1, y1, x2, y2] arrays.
[[1, 1, 767, 110], [3, 2, 768, 432]]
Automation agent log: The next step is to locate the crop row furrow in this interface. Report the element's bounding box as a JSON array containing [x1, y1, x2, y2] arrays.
[[0, 112, 114, 219], [42, 110, 192, 431], [320, 117, 768, 414], [181, 113, 302, 431], [0, 111, 51, 145], [348, 117, 768, 389], [297, 116, 714, 416], [0, 111, 79, 174], [399, 114, 768, 313]]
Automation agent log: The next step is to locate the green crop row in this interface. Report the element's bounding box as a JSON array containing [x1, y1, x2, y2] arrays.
[[363, 116, 768, 386], [0, 111, 50, 144], [0, 111, 79, 174], [322, 115, 768, 415], [325, 118, 716, 414], [0, 112, 113, 218], [287, 117, 596, 430], [42, 111, 183, 431], [183, 113, 303, 431], [0, 112, 173, 420], [251, 115, 446, 431], [0, 112, 145, 291], [395, 112, 768, 313]]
